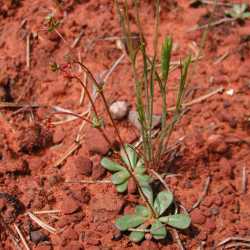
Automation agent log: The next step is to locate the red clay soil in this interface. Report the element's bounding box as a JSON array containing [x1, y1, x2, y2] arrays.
[[0, 0, 250, 249]]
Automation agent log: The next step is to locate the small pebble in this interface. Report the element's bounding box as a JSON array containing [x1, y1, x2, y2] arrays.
[[30, 230, 48, 244], [128, 110, 161, 130], [109, 101, 129, 120], [207, 134, 229, 154], [191, 210, 206, 225]]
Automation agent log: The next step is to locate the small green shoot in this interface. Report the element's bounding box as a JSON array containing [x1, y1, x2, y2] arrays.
[[225, 3, 250, 21], [101, 144, 151, 192], [115, 189, 191, 242], [45, 13, 60, 32]]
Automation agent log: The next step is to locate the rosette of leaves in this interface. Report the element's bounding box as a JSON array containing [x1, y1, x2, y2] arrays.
[[225, 3, 250, 21], [101, 144, 151, 193], [115, 190, 191, 242]]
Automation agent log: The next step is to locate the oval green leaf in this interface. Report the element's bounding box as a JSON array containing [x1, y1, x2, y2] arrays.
[[115, 214, 147, 231], [135, 205, 150, 217], [116, 180, 128, 193], [121, 144, 138, 168], [136, 174, 151, 185], [129, 231, 145, 242], [112, 170, 130, 185], [134, 163, 145, 175], [140, 184, 153, 205], [154, 190, 173, 216], [151, 220, 167, 240], [159, 213, 191, 229], [101, 157, 125, 172]]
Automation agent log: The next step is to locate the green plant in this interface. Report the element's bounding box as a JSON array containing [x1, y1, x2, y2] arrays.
[[225, 3, 250, 21], [47, 0, 192, 245], [99, 0, 192, 244], [116, 190, 191, 242], [101, 143, 191, 242], [101, 144, 151, 193]]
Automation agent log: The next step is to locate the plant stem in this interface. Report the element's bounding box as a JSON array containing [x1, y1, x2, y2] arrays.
[[74, 60, 157, 218]]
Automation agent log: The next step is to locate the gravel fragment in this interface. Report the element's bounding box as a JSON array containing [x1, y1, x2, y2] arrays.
[[109, 101, 130, 120]]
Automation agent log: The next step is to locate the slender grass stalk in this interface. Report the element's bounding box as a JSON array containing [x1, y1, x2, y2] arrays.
[[157, 56, 191, 161], [115, 1, 191, 168]]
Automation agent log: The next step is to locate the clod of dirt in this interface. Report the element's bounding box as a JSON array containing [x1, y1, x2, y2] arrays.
[[127, 178, 137, 194], [47, 175, 63, 187], [0, 192, 24, 223], [91, 192, 124, 215], [33, 246, 52, 250], [217, 111, 237, 128], [205, 219, 217, 233], [63, 241, 84, 250], [191, 209, 206, 225], [0, 159, 30, 175], [74, 156, 93, 177], [0, 76, 13, 102], [207, 134, 229, 154], [218, 158, 234, 179], [18, 124, 52, 154], [85, 127, 118, 156], [141, 240, 160, 250], [84, 231, 101, 246], [60, 195, 80, 215], [202, 196, 214, 208], [91, 155, 106, 180], [61, 227, 79, 243], [71, 187, 91, 204], [30, 230, 48, 244], [128, 110, 161, 130], [109, 100, 130, 120], [53, 128, 65, 144]]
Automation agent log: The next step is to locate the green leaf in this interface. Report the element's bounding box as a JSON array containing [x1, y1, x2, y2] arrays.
[[101, 157, 125, 172], [242, 12, 250, 18], [121, 144, 138, 168], [161, 37, 172, 83], [151, 220, 167, 240], [240, 3, 248, 13], [129, 231, 145, 242], [134, 160, 145, 175], [134, 165, 146, 175], [154, 190, 173, 216], [140, 184, 153, 205], [112, 170, 130, 185], [233, 4, 242, 15], [159, 213, 191, 229], [136, 174, 151, 185], [115, 214, 147, 231], [116, 180, 128, 193], [135, 205, 150, 217]]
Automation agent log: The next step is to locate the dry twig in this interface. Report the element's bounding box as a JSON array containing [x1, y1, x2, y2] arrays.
[[173, 228, 185, 250], [216, 236, 250, 248], [71, 29, 84, 48], [33, 210, 60, 215], [188, 176, 211, 212], [26, 212, 57, 234], [65, 179, 112, 184], [26, 33, 31, 70], [188, 18, 234, 32], [13, 224, 30, 250], [241, 165, 248, 194]]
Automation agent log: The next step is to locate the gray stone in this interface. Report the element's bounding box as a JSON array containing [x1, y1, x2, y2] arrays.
[[109, 101, 130, 120], [128, 110, 161, 130]]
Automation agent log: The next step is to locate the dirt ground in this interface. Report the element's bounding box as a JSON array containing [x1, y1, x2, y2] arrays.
[[0, 0, 250, 249]]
